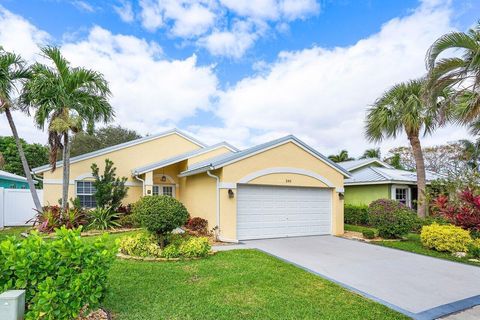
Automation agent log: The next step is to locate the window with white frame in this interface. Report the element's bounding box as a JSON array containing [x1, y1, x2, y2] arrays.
[[76, 181, 96, 208], [152, 185, 175, 197], [393, 186, 410, 207]]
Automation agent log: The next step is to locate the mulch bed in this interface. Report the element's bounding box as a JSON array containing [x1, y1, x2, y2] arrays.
[[340, 230, 400, 242], [78, 308, 110, 320]]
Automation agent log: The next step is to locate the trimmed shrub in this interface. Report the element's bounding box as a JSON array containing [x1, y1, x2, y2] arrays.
[[185, 217, 209, 235], [134, 196, 189, 245], [0, 227, 116, 320], [368, 199, 405, 220], [368, 199, 417, 239], [421, 223, 472, 253], [179, 237, 211, 258], [117, 213, 139, 228], [468, 239, 480, 258], [344, 204, 369, 225], [362, 229, 375, 239], [119, 233, 211, 259], [119, 233, 162, 257]]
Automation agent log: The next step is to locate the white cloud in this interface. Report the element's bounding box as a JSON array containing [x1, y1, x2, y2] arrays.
[[114, 0, 134, 23], [139, 0, 216, 38], [137, 0, 320, 57], [203, 0, 470, 155], [0, 8, 218, 144], [72, 1, 95, 13], [198, 19, 264, 58], [61, 26, 218, 135]]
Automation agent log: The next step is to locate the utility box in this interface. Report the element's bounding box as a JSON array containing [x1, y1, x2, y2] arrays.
[[0, 290, 25, 320]]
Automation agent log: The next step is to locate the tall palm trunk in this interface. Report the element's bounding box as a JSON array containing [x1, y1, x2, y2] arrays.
[[408, 134, 427, 218], [61, 132, 71, 211], [4, 107, 42, 212]]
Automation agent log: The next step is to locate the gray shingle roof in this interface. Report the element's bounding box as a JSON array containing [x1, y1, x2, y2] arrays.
[[179, 135, 351, 177], [132, 142, 238, 175], [32, 128, 207, 173]]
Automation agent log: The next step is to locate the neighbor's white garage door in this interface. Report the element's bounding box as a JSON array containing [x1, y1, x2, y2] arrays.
[[237, 185, 332, 240]]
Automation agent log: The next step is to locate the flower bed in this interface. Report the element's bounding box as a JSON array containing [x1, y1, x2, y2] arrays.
[[118, 232, 212, 261]]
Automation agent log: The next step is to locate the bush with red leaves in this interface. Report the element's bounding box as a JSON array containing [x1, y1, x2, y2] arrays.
[[185, 217, 209, 235], [431, 189, 480, 232]]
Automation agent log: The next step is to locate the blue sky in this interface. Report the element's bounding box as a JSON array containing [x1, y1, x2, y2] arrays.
[[0, 0, 477, 155]]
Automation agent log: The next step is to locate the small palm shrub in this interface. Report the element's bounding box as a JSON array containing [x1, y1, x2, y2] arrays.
[[88, 207, 120, 230], [0, 227, 116, 319], [421, 223, 472, 253], [32, 205, 88, 232], [344, 204, 369, 225], [133, 196, 189, 246]]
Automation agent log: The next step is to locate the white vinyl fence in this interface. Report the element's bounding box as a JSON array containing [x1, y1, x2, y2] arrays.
[[0, 188, 43, 228]]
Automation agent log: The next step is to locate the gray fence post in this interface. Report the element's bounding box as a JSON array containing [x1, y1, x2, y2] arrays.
[[0, 290, 25, 320]]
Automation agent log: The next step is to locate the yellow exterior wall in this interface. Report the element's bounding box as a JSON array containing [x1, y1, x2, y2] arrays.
[[187, 146, 232, 166], [218, 142, 345, 239], [178, 172, 217, 230], [41, 133, 201, 205]]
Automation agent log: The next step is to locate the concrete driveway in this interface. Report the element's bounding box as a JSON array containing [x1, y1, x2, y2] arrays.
[[244, 236, 480, 320]]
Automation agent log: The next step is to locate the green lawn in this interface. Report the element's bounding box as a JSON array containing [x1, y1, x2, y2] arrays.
[[344, 224, 378, 234], [372, 233, 480, 267], [0, 227, 408, 319], [104, 250, 408, 320], [0, 226, 31, 240]]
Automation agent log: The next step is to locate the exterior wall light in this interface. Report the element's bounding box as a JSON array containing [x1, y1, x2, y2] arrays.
[[339, 192, 344, 200], [161, 175, 167, 182], [228, 189, 234, 198]]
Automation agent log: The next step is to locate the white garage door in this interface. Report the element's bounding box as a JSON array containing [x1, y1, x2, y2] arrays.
[[237, 185, 332, 240]]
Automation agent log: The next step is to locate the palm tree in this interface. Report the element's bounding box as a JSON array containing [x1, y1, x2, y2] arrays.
[[0, 49, 42, 212], [22, 47, 113, 211], [426, 22, 480, 124], [365, 79, 436, 218], [360, 148, 381, 159], [328, 150, 354, 163], [458, 139, 480, 171]]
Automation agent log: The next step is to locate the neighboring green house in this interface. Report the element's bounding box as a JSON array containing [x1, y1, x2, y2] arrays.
[[337, 159, 442, 209], [0, 169, 32, 189]]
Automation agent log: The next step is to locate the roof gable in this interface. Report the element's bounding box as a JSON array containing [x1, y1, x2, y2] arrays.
[[338, 158, 393, 172], [33, 129, 206, 174], [179, 135, 351, 177], [132, 142, 238, 175]]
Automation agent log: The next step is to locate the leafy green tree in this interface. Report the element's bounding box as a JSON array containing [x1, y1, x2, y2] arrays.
[[458, 138, 480, 171], [426, 22, 480, 124], [360, 148, 381, 159], [365, 79, 436, 217], [70, 125, 141, 157], [0, 48, 42, 211], [22, 47, 113, 211], [91, 159, 128, 210], [0, 136, 48, 176], [328, 150, 354, 163], [384, 153, 404, 170]]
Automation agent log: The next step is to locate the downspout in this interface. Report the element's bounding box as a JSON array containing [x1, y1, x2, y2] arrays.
[[134, 173, 145, 196], [206, 169, 220, 239]]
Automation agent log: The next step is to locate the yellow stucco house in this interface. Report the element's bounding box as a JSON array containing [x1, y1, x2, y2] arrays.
[[33, 129, 350, 242]]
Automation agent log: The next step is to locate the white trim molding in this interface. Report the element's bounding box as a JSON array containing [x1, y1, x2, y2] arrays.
[[43, 178, 141, 187], [237, 167, 335, 188], [219, 182, 236, 189], [335, 187, 344, 193]]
